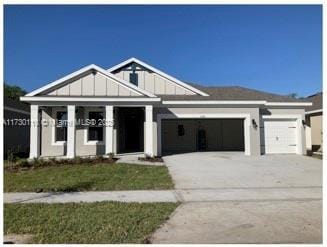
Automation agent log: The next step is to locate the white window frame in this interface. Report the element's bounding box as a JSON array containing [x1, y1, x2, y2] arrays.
[[84, 107, 105, 145], [51, 107, 67, 146]]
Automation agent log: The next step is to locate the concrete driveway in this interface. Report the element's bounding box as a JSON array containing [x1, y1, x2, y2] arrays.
[[151, 152, 322, 244]]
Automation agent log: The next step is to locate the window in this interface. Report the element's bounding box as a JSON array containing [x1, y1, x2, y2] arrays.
[[88, 111, 104, 142], [55, 111, 67, 142], [129, 73, 138, 85], [178, 124, 185, 136]]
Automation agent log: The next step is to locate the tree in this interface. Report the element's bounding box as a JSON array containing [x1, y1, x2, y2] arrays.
[[287, 93, 304, 99], [287, 93, 298, 98], [4, 84, 27, 101]]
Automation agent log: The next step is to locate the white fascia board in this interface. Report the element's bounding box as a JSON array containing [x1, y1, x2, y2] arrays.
[[262, 114, 303, 119], [162, 100, 266, 105], [25, 64, 157, 98], [265, 102, 312, 106], [107, 57, 137, 73], [305, 109, 323, 115], [20, 96, 161, 102], [26, 64, 96, 96], [163, 100, 313, 106], [107, 57, 209, 97]]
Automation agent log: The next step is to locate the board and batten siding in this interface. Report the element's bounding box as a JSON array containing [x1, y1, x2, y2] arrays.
[[112, 64, 196, 95], [46, 72, 140, 97]]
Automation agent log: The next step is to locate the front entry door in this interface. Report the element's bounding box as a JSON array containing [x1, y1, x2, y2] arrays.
[[125, 113, 143, 151], [117, 107, 144, 153]]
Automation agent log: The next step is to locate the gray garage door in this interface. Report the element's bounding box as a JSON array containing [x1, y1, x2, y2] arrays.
[[162, 119, 245, 154]]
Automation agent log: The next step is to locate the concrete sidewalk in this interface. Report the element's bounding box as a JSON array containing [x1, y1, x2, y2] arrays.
[[4, 186, 322, 204]]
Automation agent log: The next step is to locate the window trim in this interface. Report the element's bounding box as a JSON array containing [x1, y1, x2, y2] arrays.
[[84, 108, 105, 145], [51, 108, 67, 146]]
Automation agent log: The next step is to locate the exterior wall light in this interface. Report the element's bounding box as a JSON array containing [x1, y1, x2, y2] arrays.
[[302, 119, 306, 127], [252, 119, 258, 129]]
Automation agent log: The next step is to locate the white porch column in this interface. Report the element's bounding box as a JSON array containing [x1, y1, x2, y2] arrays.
[[105, 105, 114, 154], [244, 116, 251, 156], [66, 105, 76, 158], [306, 125, 312, 153], [29, 105, 40, 159], [145, 105, 154, 156]]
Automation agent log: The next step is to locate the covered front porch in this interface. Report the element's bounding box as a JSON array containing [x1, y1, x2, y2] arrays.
[[29, 104, 155, 159]]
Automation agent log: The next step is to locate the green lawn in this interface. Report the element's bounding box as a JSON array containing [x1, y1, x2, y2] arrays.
[[4, 202, 178, 244], [4, 163, 174, 192]]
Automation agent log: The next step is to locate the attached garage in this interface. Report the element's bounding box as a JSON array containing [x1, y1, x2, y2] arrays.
[[161, 119, 245, 154], [261, 118, 300, 154]]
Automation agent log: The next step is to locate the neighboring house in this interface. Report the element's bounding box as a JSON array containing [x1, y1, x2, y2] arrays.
[[4, 97, 30, 158], [305, 92, 323, 154], [20, 57, 312, 159]]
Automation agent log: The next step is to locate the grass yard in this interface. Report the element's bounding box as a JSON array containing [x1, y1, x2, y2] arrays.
[[4, 202, 178, 244], [4, 163, 174, 192]]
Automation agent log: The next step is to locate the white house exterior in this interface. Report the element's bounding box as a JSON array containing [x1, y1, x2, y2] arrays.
[[20, 58, 312, 159]]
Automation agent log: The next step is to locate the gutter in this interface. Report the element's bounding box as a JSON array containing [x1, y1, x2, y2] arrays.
[[20, 97, 312, 107], [305, 109, 323, 115], [20, 96, 162, 102], [162, 100, 312, 106]]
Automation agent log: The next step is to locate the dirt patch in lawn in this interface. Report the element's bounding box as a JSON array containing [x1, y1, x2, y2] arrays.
[[4, 234, 34, 244]]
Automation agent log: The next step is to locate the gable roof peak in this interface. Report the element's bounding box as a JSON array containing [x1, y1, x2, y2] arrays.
[[108, 57, 209, 96], [25, 63, 157, 98]]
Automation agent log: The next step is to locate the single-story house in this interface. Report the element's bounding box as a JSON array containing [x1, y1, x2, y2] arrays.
[[305, 92, 323, 154], [20, 57, 312, 159], [4, 97, 30, 158]]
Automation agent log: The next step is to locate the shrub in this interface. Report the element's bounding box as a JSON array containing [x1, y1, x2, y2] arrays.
[[5, 155, 117, 172]]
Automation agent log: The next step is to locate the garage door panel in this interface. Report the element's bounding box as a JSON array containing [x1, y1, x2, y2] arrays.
[[221, 119, 244, 151], [200, 120, 221, 151], [162, 120, 196, 153], [263, 119, 298, 154], [162, 119, 245, 154]]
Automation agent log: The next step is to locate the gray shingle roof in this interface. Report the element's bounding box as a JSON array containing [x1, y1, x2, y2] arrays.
[[161, 85, 307, 102], [305, 92, 322, 112], [4, 97, 30, 112]]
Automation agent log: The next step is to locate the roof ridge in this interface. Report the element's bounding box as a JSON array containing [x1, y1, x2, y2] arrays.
[[196, 84, 298, 100], [306, 91, 322, 98]]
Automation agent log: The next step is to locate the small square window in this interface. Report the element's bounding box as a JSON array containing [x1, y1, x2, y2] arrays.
[[178, 124, 185, 136], [56, 127, 67, 142], [88, 127, 103, 141]]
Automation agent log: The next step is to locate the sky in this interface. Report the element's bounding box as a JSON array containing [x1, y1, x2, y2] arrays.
[[4, 5, 322, 97]]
